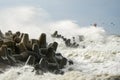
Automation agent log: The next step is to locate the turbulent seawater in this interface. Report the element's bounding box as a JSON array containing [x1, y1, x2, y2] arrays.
[[0, 26, 120, 80]]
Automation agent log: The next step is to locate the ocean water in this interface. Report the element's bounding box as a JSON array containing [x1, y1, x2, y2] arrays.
[[0, 26, 120, 80]]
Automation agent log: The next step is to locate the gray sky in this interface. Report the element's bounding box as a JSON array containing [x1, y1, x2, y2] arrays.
[[0, 0, 120, 35]]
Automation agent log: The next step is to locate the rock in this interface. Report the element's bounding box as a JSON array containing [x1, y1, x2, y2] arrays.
[[14, 51, 36, 62], [0, 30, 71, 74], [53, 69, 64, 75], [15, 31, 21, 37], [72, 37, 75, 42], [35, 69, 43, 75], [38, 33, 47, 48], [0, 45, 15, 65], [32, 43, 41, 62], [19, 52, 29, 61], [19, 33, 24, 39], [7, 48, 16, 64], [63, 38, 67, 41], [0, 40, 3, 47], [0, 30, 4, 39], [15, 43, 27, 54], [13, 32, 22, 43], [61, 36, 64, 39], [17, 72, 21, 75], [0, 71, 3, 74], [25, 55, 35, 65], [30, 39, 38, 45], [56, 34, 61, 38], [46, 46, 55, 58], [5, 32, 12, 38], [13, 54, 23, 61], [35, 58, 48, 72], [14, 37, 21, 43], [106, 76, 120, 80], [45, 47, 60, 70], [47, 62, 59, 71], [34, 63, 45, 74], [55, 53, 67, 68], [20, 33, 32, 50], [65, 39, 71, 47], [40, 48, 48, 56], [79, 35, 84, 42], [51, 31, 58, 37], [32, 43, 39, 54], [21, 33, 29, 46], [51, 31, 79, 48], [3, 40, 15, 49], [8, 30, 13, 35], [0, 45, 8, 58], [68, 60, 73, 65], [48, 42, 58, 52], [71, 42, 79, 48]]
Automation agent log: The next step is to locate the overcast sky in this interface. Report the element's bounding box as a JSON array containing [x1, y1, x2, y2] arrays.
[[0, 0, 120, 35]]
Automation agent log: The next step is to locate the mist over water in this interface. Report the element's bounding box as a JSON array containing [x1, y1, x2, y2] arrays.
[[0, 6, 120, 80]]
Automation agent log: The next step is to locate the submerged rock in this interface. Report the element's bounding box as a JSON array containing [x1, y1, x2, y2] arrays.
[[51, 31, 79, 48], [51, 31, 58, 37]]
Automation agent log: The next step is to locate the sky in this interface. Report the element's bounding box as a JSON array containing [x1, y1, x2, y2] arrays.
[[0, 0, 120, 35]]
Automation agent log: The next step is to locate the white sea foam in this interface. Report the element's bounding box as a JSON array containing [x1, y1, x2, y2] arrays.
[[0, 6, 120, 80]]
